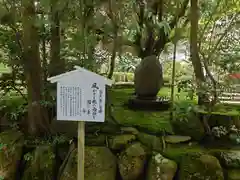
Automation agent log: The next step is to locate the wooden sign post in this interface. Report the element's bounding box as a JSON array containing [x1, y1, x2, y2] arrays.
[[78, 121, 85, 180], [48, 66, 113, 180]]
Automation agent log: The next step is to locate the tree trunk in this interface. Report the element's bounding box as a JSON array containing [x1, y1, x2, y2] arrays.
[[107, 0, 118, 79], [41, 14, 48, 93], [190, 0, 206, 105], [21, 0, 50, 136], [48, 0, 65, 77]]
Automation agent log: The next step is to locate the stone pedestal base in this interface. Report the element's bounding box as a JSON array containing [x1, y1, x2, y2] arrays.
[[127, 97, 170, 111]]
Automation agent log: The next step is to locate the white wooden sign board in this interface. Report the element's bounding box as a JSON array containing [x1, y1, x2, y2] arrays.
[[48, 66, 113, 123]]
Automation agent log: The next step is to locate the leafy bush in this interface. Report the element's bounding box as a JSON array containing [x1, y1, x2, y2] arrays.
[[0, 95, 26, 124]]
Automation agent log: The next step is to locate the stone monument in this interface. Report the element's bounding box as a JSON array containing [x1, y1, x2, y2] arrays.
[[127, 55, 169, 111], [134, 55, 163, 99]]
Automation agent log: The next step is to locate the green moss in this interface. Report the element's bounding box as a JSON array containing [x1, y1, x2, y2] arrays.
[[85, 147, 117, 180], [118, 142, 147, 180], [146, 153, 177, 180], [110, 89, 172, 134], [162, 144, 206, 163], [178, 153, 224, 180], [137, 133, 163, 152], [60, 147, 117, 180]]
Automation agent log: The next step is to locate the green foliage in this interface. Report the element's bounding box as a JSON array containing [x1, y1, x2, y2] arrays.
[[0, 95, 26, 121], [173, 101, 195, 122]]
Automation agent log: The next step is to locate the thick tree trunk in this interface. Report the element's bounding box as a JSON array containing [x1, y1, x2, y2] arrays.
[[190, 0, 206, 105], [49, 0, 65, 77], [41, 14, 48, 93], [107, 0, 118, 79], [22, 0, 50, 135]]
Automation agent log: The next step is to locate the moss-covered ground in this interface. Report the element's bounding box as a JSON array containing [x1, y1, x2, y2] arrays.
[[109, 88, 174, 134]]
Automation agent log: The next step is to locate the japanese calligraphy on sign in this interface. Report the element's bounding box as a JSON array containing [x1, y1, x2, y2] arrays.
[[56, 82, 106, 122]]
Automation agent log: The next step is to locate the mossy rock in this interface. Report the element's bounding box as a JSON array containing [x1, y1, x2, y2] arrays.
[[214, 151, 240, 169], [227, 169, 240, 180], [120, 127, 139, 135], [0, 130, 24, 180], [162, 144, 206, 164], [178, 153, 224, 180], [146, 153, 177, 180], [137, 132, 162, 152], [118, 142, 147, 180], [85, 134, 106, 146], [60, 146, 117, 180], [22, 146, 55, 180], [165, 135, 191, 144], [85, 147, 117, 180], [108, 134, 136, 150], [171, 111, 205, 141]]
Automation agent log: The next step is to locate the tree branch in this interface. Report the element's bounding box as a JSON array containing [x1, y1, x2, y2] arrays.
[[134, 0, 145, 57], [169, 0, 190, 30], [153, 0, 189, 55], [205, 13, 239, 62], [198, 0, 221, 42], [107, 0, 118, 79]]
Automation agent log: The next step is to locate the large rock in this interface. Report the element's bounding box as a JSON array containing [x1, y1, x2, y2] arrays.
[[22, 146, 55, 180], [146, 153, 177, 180], [214, 151, 240, 169], [171, 111, 205, 141], [134, 55, 163, 98], [137, 132, 162, 152], [0, 130, 24, 179], [60, 146, 117, 180], [108, 134, 136, 150], [118, 142, 147, 180], [178, 153, 224, 180]]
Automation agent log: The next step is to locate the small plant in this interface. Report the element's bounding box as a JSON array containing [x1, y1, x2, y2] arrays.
[[173, 101, 195, 122]]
